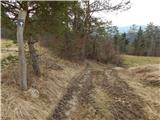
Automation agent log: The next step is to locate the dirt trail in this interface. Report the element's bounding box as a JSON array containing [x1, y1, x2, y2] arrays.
[[49, 64, 149, 120], [50, 66, 93, 120], [102, 69, 148, 120]]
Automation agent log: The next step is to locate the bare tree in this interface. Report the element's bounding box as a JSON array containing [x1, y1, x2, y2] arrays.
[[17, 10, 27, 90], [79, 0, 131, 60], [2, 1, 41, 76]]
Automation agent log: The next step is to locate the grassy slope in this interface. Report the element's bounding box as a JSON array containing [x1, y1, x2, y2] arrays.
[[123, 55, 160, 67], [1, 39, 160, 120], [1, 46, 85, 120], [1, 39, 18, 60], [1, 39, 17, 48], [117, 64, 160, 120], [1, 40, 160, 66]]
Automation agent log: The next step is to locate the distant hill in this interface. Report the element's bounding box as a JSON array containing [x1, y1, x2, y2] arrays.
[[118, 25, 146, 42], [118, 25, 146, 33], [118, 26, 130, 33]]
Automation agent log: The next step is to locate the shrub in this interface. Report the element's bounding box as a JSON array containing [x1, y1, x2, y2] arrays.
[[98, 40, 123, 66]]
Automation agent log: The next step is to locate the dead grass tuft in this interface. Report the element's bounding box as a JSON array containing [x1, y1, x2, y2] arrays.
[[117, 64, 160, 120], [1, 45, 85, 120]]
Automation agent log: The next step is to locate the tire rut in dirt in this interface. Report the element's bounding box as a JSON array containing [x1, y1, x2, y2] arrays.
[[102, 69, 149, 120], [50, 68, 93, 120], [49, 67, 149, 120]]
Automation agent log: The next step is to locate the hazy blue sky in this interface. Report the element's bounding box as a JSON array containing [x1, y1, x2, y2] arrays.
[[94, 0, 160, 26]]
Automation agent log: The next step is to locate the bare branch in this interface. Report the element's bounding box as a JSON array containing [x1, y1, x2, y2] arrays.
[[89, 0, 131, 13], [1, 1, 20, 10]]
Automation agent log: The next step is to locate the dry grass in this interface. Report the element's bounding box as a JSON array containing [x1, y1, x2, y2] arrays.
[[2, 41, 160, 120], [117, 64, 160, 120], [1, 45, 85, 120], [90, 86, 114, 120], [1, 39, 17, 48], [1, 39, 18, 60], [123, 55, 160, 67]]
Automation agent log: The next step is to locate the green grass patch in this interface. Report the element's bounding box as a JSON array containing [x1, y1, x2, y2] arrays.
[[1, 55, 18, 68], [123, 55, 160, 67], [1, 39, 17, 48]]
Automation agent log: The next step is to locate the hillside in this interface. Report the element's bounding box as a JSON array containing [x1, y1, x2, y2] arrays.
[[1, 41, 160, 120], [1, 1, 160, 120], [118, 25, 146, 33]]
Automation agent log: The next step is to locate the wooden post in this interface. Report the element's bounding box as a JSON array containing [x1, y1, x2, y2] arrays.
[[17, 10, 27, 90]]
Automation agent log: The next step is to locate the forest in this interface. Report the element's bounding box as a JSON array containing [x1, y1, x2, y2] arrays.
[[1, 1, 160, 120]]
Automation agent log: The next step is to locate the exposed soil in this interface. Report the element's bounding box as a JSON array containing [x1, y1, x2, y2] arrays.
[[2, 40, 159, 120], [49, 64, 149, 120], [50, 66, 93, 120], [2, 48, 159, 120], [102, 69, 148, 120]]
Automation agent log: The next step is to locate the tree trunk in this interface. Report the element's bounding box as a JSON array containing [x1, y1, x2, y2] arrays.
[[17, 10, 27, 90], [28, 36, 41, 76], [92, 38, 97, 59], [80, 1, 90, 60]]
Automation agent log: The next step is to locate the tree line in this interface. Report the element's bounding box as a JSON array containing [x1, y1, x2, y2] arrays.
[[2, 1, 160, 90], [1, 0, 130, 70], [111, 23, 160, 56]]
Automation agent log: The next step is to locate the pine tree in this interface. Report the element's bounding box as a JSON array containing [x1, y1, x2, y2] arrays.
[[119, 33, 128, 53], [136, 27, 145, 55], [144, 23, 160, 56]]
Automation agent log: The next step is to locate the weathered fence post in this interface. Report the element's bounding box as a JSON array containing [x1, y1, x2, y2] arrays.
[[17, 10, 27, 90]]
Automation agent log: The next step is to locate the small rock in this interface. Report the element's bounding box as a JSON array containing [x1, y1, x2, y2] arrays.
[[24, 88, 39, 98], [113, 67, 124, 71]]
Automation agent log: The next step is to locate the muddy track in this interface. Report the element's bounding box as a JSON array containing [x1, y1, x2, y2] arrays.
[[49, 66, 93, 120], [102, 69, 149, 120], [49, 65, 149, 120]]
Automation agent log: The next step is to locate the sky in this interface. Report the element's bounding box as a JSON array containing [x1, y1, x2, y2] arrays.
[[93, 0, 160, 27]]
